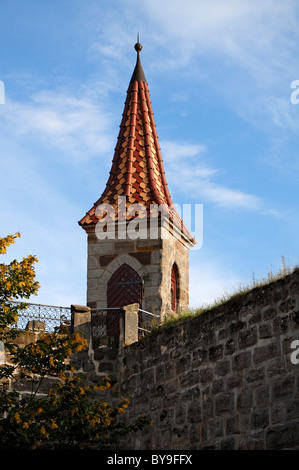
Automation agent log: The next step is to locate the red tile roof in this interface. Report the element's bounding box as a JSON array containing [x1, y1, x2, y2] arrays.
[[79, 42, 195, 245]]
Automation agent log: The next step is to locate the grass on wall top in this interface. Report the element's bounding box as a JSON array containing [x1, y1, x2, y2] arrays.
[[149, 256, 298, 335]]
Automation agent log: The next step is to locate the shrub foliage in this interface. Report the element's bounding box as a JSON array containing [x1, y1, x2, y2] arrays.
[[0, 233, 151, 449]]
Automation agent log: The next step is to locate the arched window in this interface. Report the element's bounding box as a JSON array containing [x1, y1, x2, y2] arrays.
[[171, 263, 179, 312], [107, 263, 142, 335]]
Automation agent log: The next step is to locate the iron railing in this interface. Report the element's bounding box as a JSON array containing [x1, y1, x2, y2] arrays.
[[9, 301, 159, 338], [90, 307, 119, 337], [138, 308, 160, 337], [90, 307, 160, 338], [9, 301, 71, 332]]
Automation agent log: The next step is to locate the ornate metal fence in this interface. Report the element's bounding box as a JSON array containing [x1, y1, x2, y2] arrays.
[[91, 308, 108, 337], [10, 302, 159, 338], [10, 301, 71, 332], [90, 307, 159, 339], [90, 308, 121, 337]]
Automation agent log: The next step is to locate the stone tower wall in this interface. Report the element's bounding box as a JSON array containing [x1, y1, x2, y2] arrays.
[[86, 227, 190, 321]]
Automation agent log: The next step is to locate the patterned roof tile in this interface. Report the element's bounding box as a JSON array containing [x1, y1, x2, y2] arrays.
[[79, 42, 195, 245]]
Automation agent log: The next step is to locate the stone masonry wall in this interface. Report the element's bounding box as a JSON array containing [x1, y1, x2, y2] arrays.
[[4, 270, 299, 450], [116, 269, 299, 450]]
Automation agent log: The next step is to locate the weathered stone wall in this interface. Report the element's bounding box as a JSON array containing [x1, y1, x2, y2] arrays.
[[4, 270, 299, 450], [160, 235, 189, 317], [116, 269, 299, 450], [86, 233, 160, 312]]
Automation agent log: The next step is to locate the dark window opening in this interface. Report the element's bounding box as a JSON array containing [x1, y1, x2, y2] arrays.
[[171, 263, 179, 312]]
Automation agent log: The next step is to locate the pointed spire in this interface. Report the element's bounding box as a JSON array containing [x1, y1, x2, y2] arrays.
[[79, 39, 195, 245], [130, 34, 147, 83]]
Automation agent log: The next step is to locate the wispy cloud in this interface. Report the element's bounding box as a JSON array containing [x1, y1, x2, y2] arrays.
[[162, 140, 262, 210], [0, 134, 87, 306], [127, 0, 299, 158], [1, 90, 115, 161], [141, 0, 299, 82]]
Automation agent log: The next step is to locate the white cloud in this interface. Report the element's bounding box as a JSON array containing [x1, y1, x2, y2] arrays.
[[161, 141, 207, 162], [1, 90, 114, 161], [162, 140, 262, 210], [141, 0, 299, 82], [125, 0, 299, 154]]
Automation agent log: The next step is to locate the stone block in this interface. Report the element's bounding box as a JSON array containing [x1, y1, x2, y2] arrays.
[[180, 369, 199, 388], [270, 402, 286, 424], [114, 240, 135, 252], [232, 351, 252, 371], [273, 315, 289, 335], [248, 311, 262, 325], [129, 251, 152, 265], [123, 304, 139, 346], [199, 367, 213, 384], [225, 337, 236, 355], [226, 415, 239, 435], [171, 426, 189, 448], [279, 297, 297, 314], [272, 376, 295, 400], [215, 359, 230, 377], [245, 366, 265, 384], [266, 423, 299, 450], [25, 320, 46, 332], [175, 355, 191, 375], [212, 379, 225, 395], [187, 400, 202, 423], [237, 388, 253, 413], [87, 278, 97, 288], [259, 323, 272, 338], [262, 307, 277, 321], [238, 326, 257, 349], [71, 305, 91, 341], [208, 344, 223, 362], [208, 418, 224, 439], [230, 321, 245, 334], [253, 340, 280, 365], [251, 408, 269, 429], [266, 356, 286, 378], [227, 374, 243, 390], [215, 392, 234, 415], [286, 399, 299, 419], [238, 438, 265, 450], [99, 254, 118, 266], [253, 385, 270, 408], [97, 361, 115, 373], [220, 437, 236, 450]]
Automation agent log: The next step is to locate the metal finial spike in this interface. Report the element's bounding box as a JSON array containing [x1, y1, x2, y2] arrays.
[[134, 32, 142, 53]]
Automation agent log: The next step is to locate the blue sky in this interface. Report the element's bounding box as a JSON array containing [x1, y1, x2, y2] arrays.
[[0, 0, 299, 309]]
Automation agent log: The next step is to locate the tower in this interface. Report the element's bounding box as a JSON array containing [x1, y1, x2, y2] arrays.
[[79, 40, 195, 327]]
